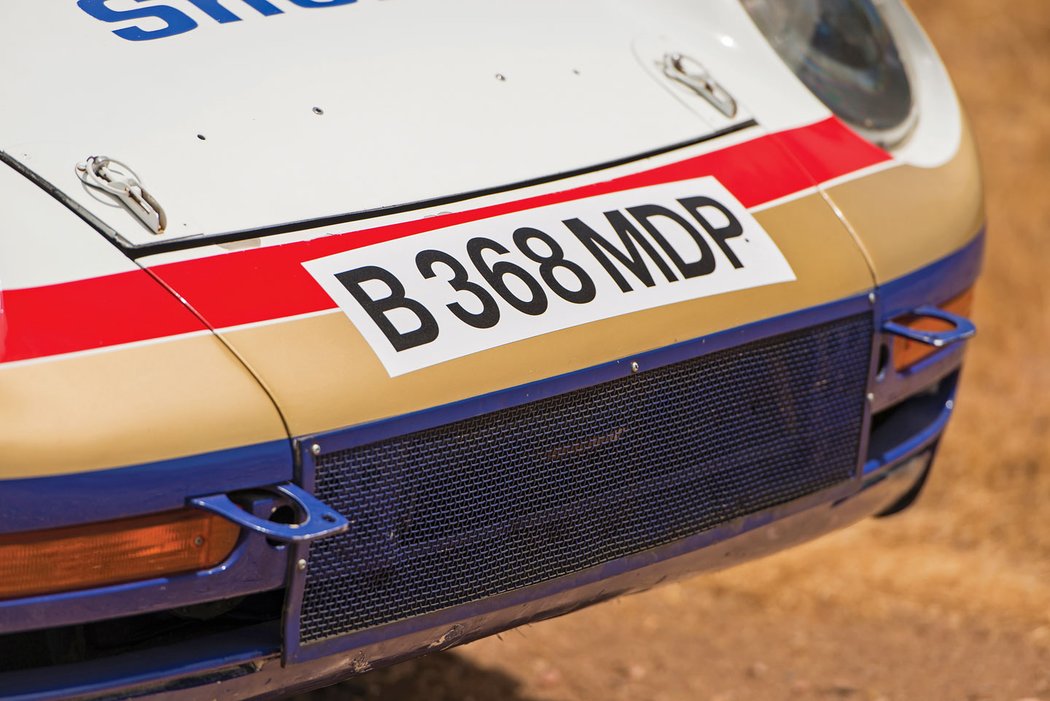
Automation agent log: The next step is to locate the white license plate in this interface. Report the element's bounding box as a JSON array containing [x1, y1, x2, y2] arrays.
[[304, 176, 795, 377]]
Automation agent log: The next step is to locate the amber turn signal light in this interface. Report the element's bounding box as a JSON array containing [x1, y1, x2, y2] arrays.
[[892, 290, 974, 372], [0, 509, 240, 600]]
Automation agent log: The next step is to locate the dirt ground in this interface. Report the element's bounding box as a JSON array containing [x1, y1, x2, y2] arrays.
[[293, 2, 1050, 699]]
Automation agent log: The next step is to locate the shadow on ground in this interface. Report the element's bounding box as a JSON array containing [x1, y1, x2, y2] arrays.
[[290, 652, 539, 701]]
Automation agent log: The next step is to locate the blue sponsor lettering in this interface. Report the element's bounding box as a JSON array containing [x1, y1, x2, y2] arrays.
[[185, 0, 253, 23], [77, 0, 199, 42], [286, 0, 358, 6], [239, 0, 284, 16], [79, 0, 359, 42]]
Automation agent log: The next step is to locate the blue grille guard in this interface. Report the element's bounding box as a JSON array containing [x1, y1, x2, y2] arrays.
[[190, 483, 349, 544], [882, 305, 976, 348]]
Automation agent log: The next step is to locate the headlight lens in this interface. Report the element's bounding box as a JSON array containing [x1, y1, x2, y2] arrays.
[[741, 0, 914, 143]]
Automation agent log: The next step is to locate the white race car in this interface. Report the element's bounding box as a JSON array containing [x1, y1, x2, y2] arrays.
[[0, 1, 982, 698]]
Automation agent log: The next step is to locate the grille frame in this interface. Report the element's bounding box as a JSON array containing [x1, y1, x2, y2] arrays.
[[284, 302, 877, 663]]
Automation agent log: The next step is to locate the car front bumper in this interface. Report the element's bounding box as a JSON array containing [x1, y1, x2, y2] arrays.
[[0, 233, 982, 701]]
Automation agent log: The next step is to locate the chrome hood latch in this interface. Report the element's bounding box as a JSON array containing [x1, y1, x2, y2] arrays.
[[662, 53, 738, 119], [76, 155, 168, 235]]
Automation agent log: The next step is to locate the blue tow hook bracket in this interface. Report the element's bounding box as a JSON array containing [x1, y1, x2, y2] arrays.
[[189, 483, 349, 543], [882, 305, 976, 348]]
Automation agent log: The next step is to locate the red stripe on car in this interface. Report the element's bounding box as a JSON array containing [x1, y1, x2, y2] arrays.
[[1, 117, 890, 364]]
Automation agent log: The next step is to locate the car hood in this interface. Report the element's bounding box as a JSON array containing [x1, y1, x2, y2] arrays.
[[0, 0, 831, 249]]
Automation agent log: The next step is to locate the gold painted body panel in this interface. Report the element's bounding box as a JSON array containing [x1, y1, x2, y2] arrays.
[[829, 120, 985, 282], [220, 194, 875, 437], [0, 335, 288, 479]]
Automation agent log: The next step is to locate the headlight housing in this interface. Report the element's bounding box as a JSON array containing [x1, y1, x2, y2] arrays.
[[741, 0, 915, 146]]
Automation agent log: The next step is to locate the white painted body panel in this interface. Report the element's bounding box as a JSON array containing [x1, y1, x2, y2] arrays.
[[0, 164, 138, 288], [0, 0, 833, 247]]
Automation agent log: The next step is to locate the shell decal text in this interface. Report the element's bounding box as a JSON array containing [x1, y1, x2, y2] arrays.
[[77, 0, 358, 42]]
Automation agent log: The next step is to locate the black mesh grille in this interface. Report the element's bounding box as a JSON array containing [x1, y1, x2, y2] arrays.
[[300, 315, 872, 644]]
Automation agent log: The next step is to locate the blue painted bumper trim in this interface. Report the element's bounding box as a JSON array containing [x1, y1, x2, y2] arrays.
[[0, 440, 294, 534], [3, 623, 279, 701], [878, 233, 984, 318]]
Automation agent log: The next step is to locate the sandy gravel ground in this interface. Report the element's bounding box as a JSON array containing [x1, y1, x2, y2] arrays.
[[292, 2, 1050, 698]]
